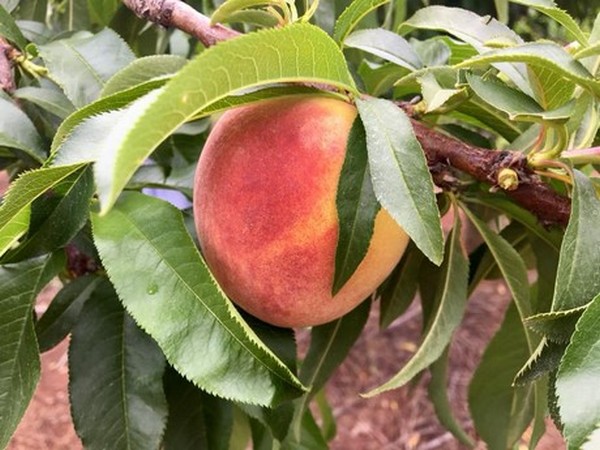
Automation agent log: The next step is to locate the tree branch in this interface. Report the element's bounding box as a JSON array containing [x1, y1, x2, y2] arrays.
[[121, 0, 240, 47], [411, 120, 570, 226], [0, 38, 16, 93], [121, 0, 571, 226]]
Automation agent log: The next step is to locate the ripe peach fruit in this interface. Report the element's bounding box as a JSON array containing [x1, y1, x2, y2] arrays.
[[193, 96, 409, 328]]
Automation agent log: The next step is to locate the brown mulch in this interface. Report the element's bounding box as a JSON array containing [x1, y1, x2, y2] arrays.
[[2, 170, 565, 449]]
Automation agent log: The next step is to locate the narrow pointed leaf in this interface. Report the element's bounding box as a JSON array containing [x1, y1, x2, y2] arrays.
[[552, 171, 600, 311], [509, 0, 587, 45], [163, 368, 233, 450], [35, 274, 101, 352], [13, 87, 76, 119], [0, 96, 46, 162], [6, 166, 94, 261], [69, 279, 168, 450], [333, 0, 391, 44], [38, 28, 135, 107], [525, 305, 588, 343], [364, 215, 467, 396], [333, 117, 379, 295], [290, 300, 370, 442], [456, 43, 600, 97], [0, 253, 63, 448], [556, 293, 600, 449], [344, 29, 422, 70], [91, 192, 305, 406], [462, 205, 533, 322], [379, 241, 423, 329], [398, 6, 530, 93], [468, 303, 534, 450], [101, 55, 188, 97], [299, 300, 370, 394], [0, 4, 27, 48], [0, 206, 29, 258], [0, 164, 87, 259], [356, 97, 443, 265], [514, 338, 565, 385], [428, 348, 474, 447]]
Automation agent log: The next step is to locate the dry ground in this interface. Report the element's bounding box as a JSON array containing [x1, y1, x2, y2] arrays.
[[2, 171, 565, 449]]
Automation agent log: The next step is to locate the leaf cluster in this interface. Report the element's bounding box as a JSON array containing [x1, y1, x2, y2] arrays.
[[0, 0, 600, 448]]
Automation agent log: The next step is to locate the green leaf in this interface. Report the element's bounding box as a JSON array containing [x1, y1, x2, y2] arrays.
[[0, 164, 87, 259], [463, 193, 562, 251], [466, 73, 577, 124], [36, 274, 101, 352], [240, 402, 295, 443], [163, 368, 233, 450], [509, 0, 588, 46], [468, 222, 529, 295], [456, 43, 600, 97], [69, 279, 168, 450], [583, 426, 600, 450], [50, 79, 170, 156], [13, 86, 76, 119], [289, 300, 370, 442], [528, 65, 576, 110], [398, 6, 530, 94], [552, 171, 600, 311], [418, 71, 465, 113], [91, 192, 305, 406], [364, 214, 467, 396], [344, 29, 422, 70], [38, 28, 135, 108], [467, 73, 541, 116], [56, 23, 357, 214], [87, 0, 119, 26], [5, 166, 94, 261], [0, 96, 46, 162], [357, 61, 410, 96], [411, 38, 451, 67], [211, 0, 279, 25], [0, 253, 63, 449], [514, 338, 566, 385], [101, 55, 188, 97], [333, 0, 390, 44], [356, 97, 443, 265], [428, 348, 474, 448], [0, 206, 30, 259], [468, 303, 534, 450], [299, 300, 370, 396], [0, 4, 27, 48], [462, 205, 533, 322], [379, 241, 423, 329], [314, 390, 336, 442], [494, 0, 508, 23], [525, 305, 588, 343], [556, 293, 600, 449], [333, 117, 379, 295]]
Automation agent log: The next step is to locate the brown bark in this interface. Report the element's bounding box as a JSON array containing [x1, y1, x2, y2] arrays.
[[411, 120, 571, 226], [121, 0, 240, 47], [0, 38, 16, 93]]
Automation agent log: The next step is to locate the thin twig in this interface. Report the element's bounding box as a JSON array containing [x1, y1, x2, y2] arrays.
[[120, 0, 572, 226], [121, 0, 240, 47]]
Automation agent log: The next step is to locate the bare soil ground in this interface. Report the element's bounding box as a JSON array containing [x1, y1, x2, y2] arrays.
[[2, 171, 564, 449]]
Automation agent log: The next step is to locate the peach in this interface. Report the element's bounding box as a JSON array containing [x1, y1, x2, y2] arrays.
[[193, 96, 409, 328]]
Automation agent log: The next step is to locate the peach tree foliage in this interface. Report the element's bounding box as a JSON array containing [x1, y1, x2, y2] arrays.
[[0, 0, 599, 448]]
